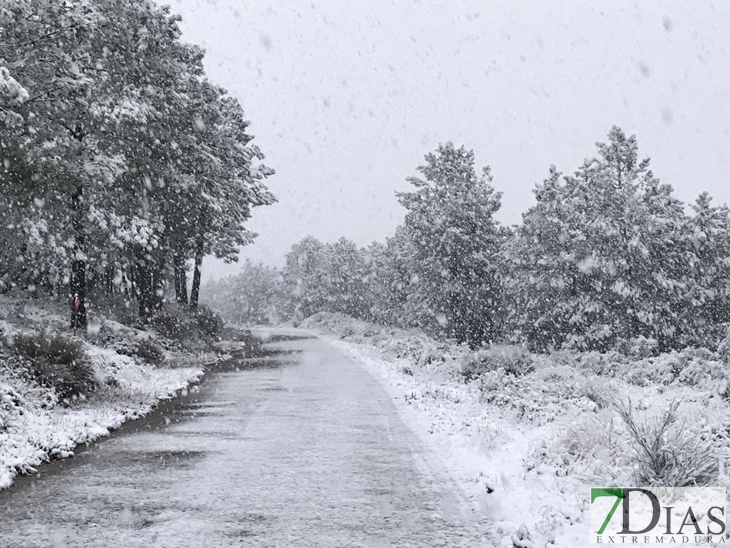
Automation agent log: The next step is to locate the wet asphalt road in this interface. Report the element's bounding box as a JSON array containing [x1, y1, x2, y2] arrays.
[[0, 333, 491, 547]]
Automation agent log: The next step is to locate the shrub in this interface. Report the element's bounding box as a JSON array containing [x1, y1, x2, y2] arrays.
[[562, 411, 627, 464], [615, 336, 659, 358], [577, 378, 613, 409], [194, 305, 225, 338], [150, 307, 197, 342], [10, 330, 95, 399], [134, 338, 166, 365], [615, 399, 717, 486], [115, 337, 166, 366], [717, 325, 730, 366], [92, 297, 141, 329], [462, 344, 533, 381]]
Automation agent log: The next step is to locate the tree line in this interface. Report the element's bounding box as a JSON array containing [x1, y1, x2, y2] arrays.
[[207, 127, 730, 354], [0, 0, 274, 326]]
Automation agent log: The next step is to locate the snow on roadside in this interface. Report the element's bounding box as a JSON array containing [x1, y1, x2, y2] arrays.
[[0, 334, 203, 491], [303, 312, 730, 547], [312, 324, 557, 547]]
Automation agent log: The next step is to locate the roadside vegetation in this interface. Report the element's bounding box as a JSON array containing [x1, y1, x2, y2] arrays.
[[7, 329, 95, 400], [0, 0, 256, 488], [304, 312, 730, 547], [0, 294, 213, 489], [208, 128, 730, 356]]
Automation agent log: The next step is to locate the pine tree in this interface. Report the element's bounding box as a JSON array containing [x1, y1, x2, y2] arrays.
[[325, 238, 370, 318], [282, 236, 329, 319], [396, 142, 506, 346], [363, 234, 412, 326], [505, 127, 692, 352], [683, 192, 730, 346]]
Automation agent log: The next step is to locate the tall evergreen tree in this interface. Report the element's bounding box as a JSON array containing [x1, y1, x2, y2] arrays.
[[505, 127, 693, 351], [396, 142, 507, 346], [683, 192, 730, 346]]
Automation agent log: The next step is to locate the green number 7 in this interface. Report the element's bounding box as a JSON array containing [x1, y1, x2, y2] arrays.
[[591, 488, 624, 534]]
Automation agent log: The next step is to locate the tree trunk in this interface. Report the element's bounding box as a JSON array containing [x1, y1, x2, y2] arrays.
[[136, 254, 155, 322], [174, 253, 188, 305], [152, 256, 165, 311], [128, 263, 136, 301], [70, 185, 87, 330], [189, 239, 204, 310], [173, 262, 181, 303], [136, 260, 150, 322], [104, 266, 114, 297]]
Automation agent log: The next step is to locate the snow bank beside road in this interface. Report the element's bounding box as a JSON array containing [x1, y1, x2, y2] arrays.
[[0, 327, 203, 491], [303, 312, 730, 547]]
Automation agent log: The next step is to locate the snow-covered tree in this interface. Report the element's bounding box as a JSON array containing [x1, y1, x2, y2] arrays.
[[683, 192, 730, 346], [0, 0, 274, 325], [396, 142, 507, 346], [363, 233, 412, 326], [504, 127, 693, 352], [281, 237, 329, 319], [204, 261, 284, 325], [324, 238, 370, 318]]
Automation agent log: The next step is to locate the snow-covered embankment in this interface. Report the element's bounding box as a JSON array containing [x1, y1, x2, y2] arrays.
[[0, 319, 204, 490]]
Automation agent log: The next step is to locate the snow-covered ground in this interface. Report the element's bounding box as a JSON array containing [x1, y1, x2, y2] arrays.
[[301, 312, 730, 547], [0, 299, 205, 490]]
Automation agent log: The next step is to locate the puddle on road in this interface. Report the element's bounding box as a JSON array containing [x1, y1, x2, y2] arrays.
[[110, 449, 208, 467], [259, 386, 288, 392], [187, 400, 237, 407]]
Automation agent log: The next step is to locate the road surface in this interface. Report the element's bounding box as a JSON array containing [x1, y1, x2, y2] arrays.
[[0, 333, 491, 547]]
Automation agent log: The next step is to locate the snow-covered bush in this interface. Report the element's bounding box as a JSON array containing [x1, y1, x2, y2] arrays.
[[615, 336, 659, 359], [115, 337, 166, 366], [150, 307, 198, 343], [462, 344, 533, 380], [134, 338, 166, 365], [8, 330, 95, 399], [619, 355, 683, 387], [194, 305, 225, 339], [716, 326, 730, 366], [150, 305, 225, 347], [0, 384, 24, 433], [562, 411, 629, 466], [615, 399, 718, 486]]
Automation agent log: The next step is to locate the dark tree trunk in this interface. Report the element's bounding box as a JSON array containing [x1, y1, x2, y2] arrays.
[[174, 253, 188, 305], [189, 239, 204, 310], [136, 255, 155, 322], [136, 260, 151, 322], [104, 266, 114, 297], [173, 261, 181, 303], [70, 185, 87, 331], [128, 263, 136, 301], [153, 256, 166, 310]]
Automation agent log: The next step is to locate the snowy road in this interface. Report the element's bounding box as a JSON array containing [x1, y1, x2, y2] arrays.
[[0, 333, 490, 547]]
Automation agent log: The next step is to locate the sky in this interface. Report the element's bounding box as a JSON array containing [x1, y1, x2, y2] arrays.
[[164, 0, 730, 281]]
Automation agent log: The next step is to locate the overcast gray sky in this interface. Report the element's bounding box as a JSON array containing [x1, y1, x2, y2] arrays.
[[165, 0, 730, 280]]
